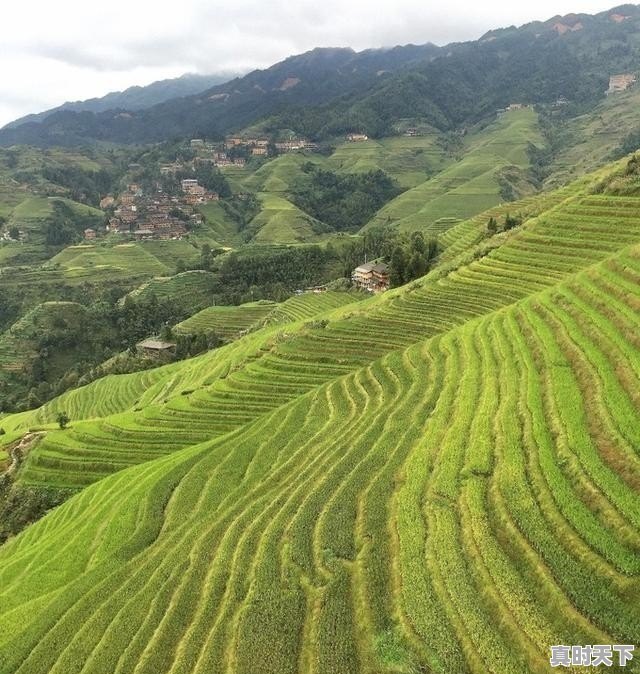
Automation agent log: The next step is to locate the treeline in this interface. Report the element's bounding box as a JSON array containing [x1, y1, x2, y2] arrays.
[[290, 165, 402, 231], [0, 291, 195, 413], [3, 10, 640, 148], [217, 246, 334, 303], [486, 213, 523, 235], [593, 153, 640, 196], [330, 227, 439, 287], [44, 200, 104, 246], [388, 232, 439, 287], [269, 27, 620, 140], [41, 165, 116, 207], [220, 194, 261, 233], [611, 130, 640, 160]]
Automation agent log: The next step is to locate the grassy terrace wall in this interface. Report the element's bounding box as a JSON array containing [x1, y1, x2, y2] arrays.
[[0, 165, 638, 673], [363, 108, 542, 235], [3, 170, 639, 492], [174, 292, 362, 341], [174, 301, 278, 340]]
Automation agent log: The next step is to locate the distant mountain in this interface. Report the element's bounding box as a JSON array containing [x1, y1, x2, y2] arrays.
[[3, 72, 242, 130], [2, 4, 640, 147], [0, 44, 442, 147]]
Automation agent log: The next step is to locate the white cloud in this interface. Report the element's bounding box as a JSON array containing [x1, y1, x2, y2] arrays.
[[0, 0, 616, 126]]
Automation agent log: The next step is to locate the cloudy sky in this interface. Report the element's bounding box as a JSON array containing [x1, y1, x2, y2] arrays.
[[0, 0, 615, 127]]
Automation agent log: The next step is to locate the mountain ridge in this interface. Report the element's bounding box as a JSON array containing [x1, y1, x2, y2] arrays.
[[1, 5, 639, 147], [2, 72, 243, 131]]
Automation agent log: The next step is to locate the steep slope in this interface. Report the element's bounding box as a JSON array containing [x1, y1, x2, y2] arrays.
[[362, 107, 542, 235], [545, 84, 640, 188], [0, 301, 116, 410], [0, 160, 634, 488], [175, 301, 278, 340], [0, 159, 638, 672], [124, 271, 218, 316], [175, 292, 361, 341], [328, 133, 451, 189]]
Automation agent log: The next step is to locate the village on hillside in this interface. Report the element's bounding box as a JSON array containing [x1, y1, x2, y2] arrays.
[[91, 130, 374, 242], [179, 134, 320, 168], [93, 177, 219, 242]]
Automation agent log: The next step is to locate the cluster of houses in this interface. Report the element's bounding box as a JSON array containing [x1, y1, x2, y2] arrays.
[[606, 73, 637, 95], [496, 102, 533, 116], [180, 179, 220, 205], [0, 228, 26, 243], [186, 135, 320, 164], [158, 131, 371, 175], [98, 179, 218, 241]]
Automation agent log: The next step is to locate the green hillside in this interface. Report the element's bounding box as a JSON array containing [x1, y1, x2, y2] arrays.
[[195, 201, 242, 247], [175, 292, 361, 340], [363, 108, 542, 235], [249, 193, 327, 244], [175, 300, 278, 340], [328, 133, 450, 188], [0, 155, 638, 673], [269, 291, 362, 322], [0, 145, 123, 269], [0, 301, 115, 409], [47, 241, 182, 281], [125, 271, 218, 315], [546, 85, 640, 189], [6, 5, 640, 148], [243, 154, 322, 193]]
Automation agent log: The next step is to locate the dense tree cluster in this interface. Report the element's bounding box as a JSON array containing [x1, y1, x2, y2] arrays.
[[216, 246, 335, 304], [0, 291, 195, 413], [174, 332, 223, 359], [594, 153, 640, 196], [388, 232, 439, 287], [220, 194, 261, 232], [290, 165, 402, 232], [0, 482, 72, 544], [486, 214, 523, 235], [41, 165, 116, 207], [330, 227, 438, 287], [44, 200, 103, 246]]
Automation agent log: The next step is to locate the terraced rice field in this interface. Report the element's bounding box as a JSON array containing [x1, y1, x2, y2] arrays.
[[363, 108, 542, 235], [195, 201, 242, 247], [243, 154, 322, 194], [328, 135, 450, 188], [6, 175, 640, 494], [175, 293, 361, 341], [250, 193, 325, 244], [270, 291, 362, 322], [174, 301, 278, 340], [50, 242, 173, 280], [0, 302, 87, 375], [0, 165, 639, 673], [125, 271, 217, 313]]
